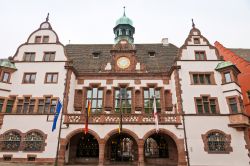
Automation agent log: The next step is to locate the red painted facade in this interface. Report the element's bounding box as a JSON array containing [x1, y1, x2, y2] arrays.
[[215, 41, 250, 115]]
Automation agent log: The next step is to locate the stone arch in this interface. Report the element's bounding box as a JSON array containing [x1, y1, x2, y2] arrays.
[[58, 128, 101, 165], [103, 128, 139, 145], [143, 128, 187, 166], [65, 128, 101, 145], [103, 128, 140, 163]]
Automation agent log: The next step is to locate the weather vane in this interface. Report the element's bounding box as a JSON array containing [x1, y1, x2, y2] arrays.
[[46, 13, 50, 22], [123, 6, 126, 16], [192, 18, 195, 28]]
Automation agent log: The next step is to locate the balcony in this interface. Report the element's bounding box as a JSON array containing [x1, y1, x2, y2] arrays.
[[228, 114, 250, 130], [63, 113, 181, 125]]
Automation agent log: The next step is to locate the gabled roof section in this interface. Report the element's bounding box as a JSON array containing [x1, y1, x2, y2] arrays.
[[178, 21, 220, 60], [65, 43, 178, 75], [229, 48, 250, 62]]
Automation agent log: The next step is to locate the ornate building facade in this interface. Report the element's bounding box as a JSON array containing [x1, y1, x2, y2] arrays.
[[0, 12, 249, 166]]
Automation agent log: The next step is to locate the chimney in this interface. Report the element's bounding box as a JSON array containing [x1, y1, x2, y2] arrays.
[[162, 38, 168, 46]]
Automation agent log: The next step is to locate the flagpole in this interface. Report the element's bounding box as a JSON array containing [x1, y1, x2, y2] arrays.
[[55, 101, 64, 166], [119, 89, 123, 133]]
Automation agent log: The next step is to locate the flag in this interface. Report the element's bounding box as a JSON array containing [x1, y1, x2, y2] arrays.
[[84, 100, 91, 134], [153, 96, 159, 133], [87, 100, 91, 117], [52, 100, 62, 132], [118, 112, 122, 134]]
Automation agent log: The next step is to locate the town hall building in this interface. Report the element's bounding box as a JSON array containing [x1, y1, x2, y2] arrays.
[[0, 10, 249, 166]]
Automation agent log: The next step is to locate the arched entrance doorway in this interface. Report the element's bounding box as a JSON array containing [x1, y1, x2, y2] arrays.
[[144, 133, 178, 166], [105, 132, 138, 165], [68, 132, 99, 165]]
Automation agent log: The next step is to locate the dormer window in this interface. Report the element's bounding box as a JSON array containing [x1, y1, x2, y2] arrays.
[[195, 51, 206, 60], [194, 38, 200, 44], [148, 51, 155, 57], [42, 36, 49, 43], [92, 52, 100, 58], [35, 36, 42, 43]]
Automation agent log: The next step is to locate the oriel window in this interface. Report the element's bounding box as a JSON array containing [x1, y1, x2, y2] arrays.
[[1, 72, 10, 83], [228, 97, 238, 113], [86, 88, 103, 114], [224, 72, 232, 83], [114, 88, 132, 114]]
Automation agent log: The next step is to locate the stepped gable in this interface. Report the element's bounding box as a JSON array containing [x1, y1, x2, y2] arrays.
[[65, 43, 178, 74]]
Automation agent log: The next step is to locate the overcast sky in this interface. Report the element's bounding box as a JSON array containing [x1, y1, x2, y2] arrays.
[[0, 0, 249, 58]]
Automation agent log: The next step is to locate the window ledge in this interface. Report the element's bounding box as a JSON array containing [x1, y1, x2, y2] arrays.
[[0, 81, 11, 84]]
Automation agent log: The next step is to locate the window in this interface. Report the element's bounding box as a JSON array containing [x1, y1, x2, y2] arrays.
[[6, 100, 14, 113], [195, 51, 206, 60], [195, 96, 218, 114], [86, 88, 103, 114], [42, 36, 49, 43], [0, 99, 4, 112], [37, 97, 57, 114], [247, 91, 250, 102], [148, 51, 155, 57], [202, 130, 232, 154], [191, 73, 213, 85], [144, 88, 161, 113], [17, 97, 35, 114], [23, 52, 35, 62], [23, 131, 44, 151], [114, 88, 132, 114], [45, 73, 58, 83], [23, 73, 36, 83], [224, 72, 232, 83], [43, 52, 55, 61], [92, 52, 100, 58], [34, 36, 41, 43], [1, 131, 21, 151], [228, 97, 238, 113], [1, 72, 10, 83], [194, 38, 200, 44]]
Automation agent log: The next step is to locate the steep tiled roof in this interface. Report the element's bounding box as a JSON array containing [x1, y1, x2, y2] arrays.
[[65, 43, 178, 74], [229, 48, 250, 62]]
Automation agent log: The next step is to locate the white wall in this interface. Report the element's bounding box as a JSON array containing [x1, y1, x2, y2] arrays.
[[10, 62, 66, 98], [14, 44, 67, 61], [0, 115, 59, 158], [185, 116, 249, 166]]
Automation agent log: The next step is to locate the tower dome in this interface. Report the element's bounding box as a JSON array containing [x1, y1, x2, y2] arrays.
[[113, 7, 135, 44], [115, 14, 133, 26]]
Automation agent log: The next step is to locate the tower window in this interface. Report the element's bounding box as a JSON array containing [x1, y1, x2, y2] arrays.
[[122, 29, 126, 35]]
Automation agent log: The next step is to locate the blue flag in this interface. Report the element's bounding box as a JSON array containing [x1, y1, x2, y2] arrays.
[[52, 100, 62, 132]]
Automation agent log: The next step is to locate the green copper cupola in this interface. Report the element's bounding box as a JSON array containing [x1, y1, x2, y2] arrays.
[[114, 7, 135, 44]]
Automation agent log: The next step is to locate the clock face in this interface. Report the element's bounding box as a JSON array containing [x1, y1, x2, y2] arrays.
[[117, 57, 130, 69]]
